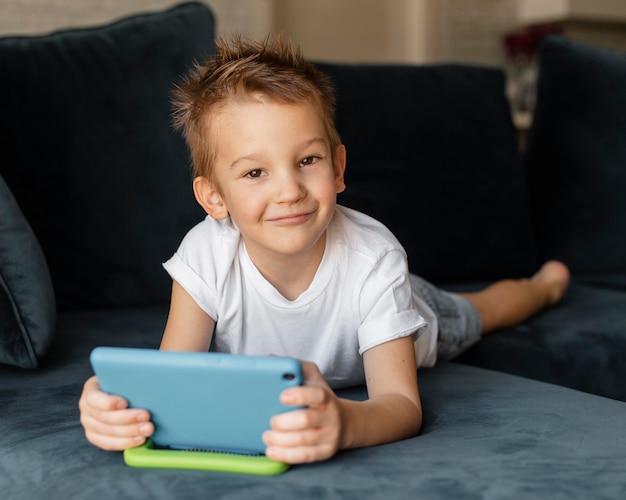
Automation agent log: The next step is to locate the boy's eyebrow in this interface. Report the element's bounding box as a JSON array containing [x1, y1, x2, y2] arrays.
[[229, 137, 327, 169]]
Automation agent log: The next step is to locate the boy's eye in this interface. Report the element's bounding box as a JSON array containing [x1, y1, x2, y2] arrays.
[[300, 156, 319, 167], [245, 169, 264, 179]]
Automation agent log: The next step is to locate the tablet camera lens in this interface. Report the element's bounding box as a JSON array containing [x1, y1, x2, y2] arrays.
[[282, 373, 295, 381]]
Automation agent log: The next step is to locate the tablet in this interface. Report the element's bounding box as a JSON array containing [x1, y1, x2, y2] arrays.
[[90, 347, 304, 474]]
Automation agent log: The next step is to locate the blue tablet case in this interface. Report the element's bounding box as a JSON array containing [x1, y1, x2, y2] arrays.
[[90, 347, 303, 473]]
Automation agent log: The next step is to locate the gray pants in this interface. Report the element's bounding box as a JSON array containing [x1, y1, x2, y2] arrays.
[[409, 274, 483, 361]]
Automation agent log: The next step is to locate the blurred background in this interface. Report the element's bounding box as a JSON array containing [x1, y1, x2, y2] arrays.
[[2, 1, 626, 63], [2, 0, 625, 124]]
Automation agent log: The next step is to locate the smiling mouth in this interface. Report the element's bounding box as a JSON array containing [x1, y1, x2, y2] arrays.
[[266, 211, 315, 226]]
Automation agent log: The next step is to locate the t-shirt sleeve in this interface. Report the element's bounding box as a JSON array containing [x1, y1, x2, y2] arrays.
[[357, 249, 426, 355], [162, 217, 235, 321], [163, 251, 219, 321]]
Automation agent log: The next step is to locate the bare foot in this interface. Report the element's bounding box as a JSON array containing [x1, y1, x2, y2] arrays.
[[463, 261, 570, 335], [531, 260, 570, 305]]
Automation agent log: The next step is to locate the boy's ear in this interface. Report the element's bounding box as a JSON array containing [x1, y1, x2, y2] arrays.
[[334, 144, 347, 194], [193, 176, 229, 219]]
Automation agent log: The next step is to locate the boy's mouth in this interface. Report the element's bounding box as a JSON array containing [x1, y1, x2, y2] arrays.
[[266, 211, 315, 226]]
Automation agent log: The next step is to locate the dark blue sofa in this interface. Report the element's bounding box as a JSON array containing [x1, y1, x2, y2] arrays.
[[1, 3, 625, 498]]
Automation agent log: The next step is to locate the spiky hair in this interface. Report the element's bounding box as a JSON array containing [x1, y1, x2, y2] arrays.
[[171, 35, 341, 180]]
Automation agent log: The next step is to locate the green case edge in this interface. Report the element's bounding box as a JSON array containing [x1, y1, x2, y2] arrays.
[[123, 440, 290, 475]]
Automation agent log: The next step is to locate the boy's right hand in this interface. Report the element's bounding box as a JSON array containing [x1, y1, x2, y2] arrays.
[[78, 375, 153, 451]]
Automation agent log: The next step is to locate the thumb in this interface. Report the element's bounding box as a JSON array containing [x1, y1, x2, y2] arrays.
[[299, 360, 326, 386]]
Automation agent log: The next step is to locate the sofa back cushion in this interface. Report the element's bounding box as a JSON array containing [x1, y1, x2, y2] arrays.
[[0, 175, 56, 368], [525, 36, 626, 274], [0, 3, 213, 309], [318, 63, 537, 283]]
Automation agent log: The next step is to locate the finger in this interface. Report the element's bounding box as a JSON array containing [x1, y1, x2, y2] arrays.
[[81, 412, 153, 439], [80, 376, 128, 411], [298, 360, 325, 384], [265, 442, 337, 464], [79, 385, 150, 426], [270, 406, 323, 432], [80, 413, 154, 451], [80, 406, 152, 430], [84, 429, 149, 452], [263, 425, 337, 448], [280, 384, 330, 407]]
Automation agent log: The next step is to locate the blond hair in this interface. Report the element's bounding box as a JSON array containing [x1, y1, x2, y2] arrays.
[[171, 35, 341, 181]]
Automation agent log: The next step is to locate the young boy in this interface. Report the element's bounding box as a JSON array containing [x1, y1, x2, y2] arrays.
[[79, 36, 570, 464]]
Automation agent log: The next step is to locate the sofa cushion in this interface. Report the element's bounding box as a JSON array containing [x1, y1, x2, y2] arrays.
[[0, 175, 56, 368], [525, 36, 626, 274], [3, 334, 626, 499], [456, 277, 626, 401], [0, 2, 213, 310], [317, 63, 537, 284]]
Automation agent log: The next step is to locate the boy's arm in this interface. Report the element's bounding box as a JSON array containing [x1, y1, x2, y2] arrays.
[[344, 334, 422, 448], [160, 280, 215, 351], [263, 335, 421, 463]]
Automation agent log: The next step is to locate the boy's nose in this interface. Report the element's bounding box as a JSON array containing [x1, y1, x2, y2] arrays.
[[274, 171, 306, 202]]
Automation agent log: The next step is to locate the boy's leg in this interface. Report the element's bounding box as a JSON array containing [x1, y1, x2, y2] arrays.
[[410, 274, 483, 362], [410, 260, 570, 362], [461, 261, 570, 335]]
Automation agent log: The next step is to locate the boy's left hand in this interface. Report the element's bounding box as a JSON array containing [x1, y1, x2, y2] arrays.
[[262, 360, 343, 464]]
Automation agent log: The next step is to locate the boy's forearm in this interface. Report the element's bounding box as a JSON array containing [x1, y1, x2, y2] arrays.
[[338, 393, 422, 450]]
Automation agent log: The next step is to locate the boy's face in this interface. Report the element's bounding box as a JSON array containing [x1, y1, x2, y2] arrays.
[[196, 98, 346, 266]]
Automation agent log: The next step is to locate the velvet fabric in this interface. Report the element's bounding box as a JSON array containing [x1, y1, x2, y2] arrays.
[[0, 3, 211, 310], [1, 309, 625, 498], [525, 36, 626, 274], [317, 63, 537, 284], [455, 36, 626, 401], [0, 175, 56, 368], [2, 5, 626, 497], [456, 277, 626, 401]]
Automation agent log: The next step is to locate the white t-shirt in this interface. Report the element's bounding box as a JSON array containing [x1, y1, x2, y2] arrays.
[[163, 205, 436, 389]]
